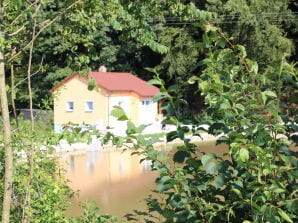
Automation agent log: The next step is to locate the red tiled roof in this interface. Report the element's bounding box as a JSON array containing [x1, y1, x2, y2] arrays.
[[51, 71, 159, 97], [88, 72, 159, 97]]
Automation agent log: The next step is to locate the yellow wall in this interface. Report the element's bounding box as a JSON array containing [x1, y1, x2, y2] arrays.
[[130, 92, 141, 124], [53, 76, 109, 126]]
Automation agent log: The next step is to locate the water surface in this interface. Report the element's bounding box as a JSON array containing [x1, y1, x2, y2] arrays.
[[62, 141, 228, 219]]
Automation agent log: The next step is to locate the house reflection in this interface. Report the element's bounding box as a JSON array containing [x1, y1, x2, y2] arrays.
[[86, 151, 101, 172], [69, 156, 75, 172], [64, 149, 154, 193], [63, 148, 158, 218]]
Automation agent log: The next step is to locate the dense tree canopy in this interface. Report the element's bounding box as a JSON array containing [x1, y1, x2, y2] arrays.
[[1, 0, 296, 111], [204, 0, 296, 69]]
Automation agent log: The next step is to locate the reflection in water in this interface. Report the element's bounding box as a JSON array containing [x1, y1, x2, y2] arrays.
[[69, 156, 75, 172], [85, 151, 101, 172], [63, 149, 158, 219], [142, 159, 152, 172]]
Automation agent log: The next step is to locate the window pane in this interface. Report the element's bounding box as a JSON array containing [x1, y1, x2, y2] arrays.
[[85, 101, 94, 112], [141, 99, 153, 110], [66, 101, 74, 112]]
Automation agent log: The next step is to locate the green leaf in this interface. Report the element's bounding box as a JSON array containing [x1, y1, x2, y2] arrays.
[[201, 153, 216, 166], [262, 169, 271, 176], [286, 200, 298, 212], [199, 80, 210, 92], [246, 58, 259, 74], [72, 127, 81, 134], [153, 92, 169, 102], [216, 39, 226, 48], [232, 188, 243, 199], [235, 103, 245, 112], [136, 124, 149, 133], [280, 154, 297, 166], [251, 62, 258, 75], [203, 23, 218, 33], [156, 176, 172, 192], [220, 101, 230, 110], [163, 117, 179, 126], [236, 44, 247, 58], [110, 106, 128, 121], [173, 151, 190, 163], [214, 173, 225, 189], [87, 77, 96, 91], [239, 148, 249, 162], [196, 58, 212, 67], [278, 208, 293, 223], [269, 183, 286, 194], [188, 76, 199, 84], [263, 90, 277, 98], [205, 161, 220, 174], [166, 131, 178, 142], [148, 79, 163, 86], [216, 135, 229, 145], [208, 122, 227, 135], [261, 90, 277, 105], [148, 40, 168, 54], [126, 121, 137, 135], [111, 20, 122, 30]]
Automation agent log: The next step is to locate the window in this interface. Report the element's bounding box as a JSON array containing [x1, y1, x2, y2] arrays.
[[85, 101, 94, 112], [66, 101, 74, 112], [117, 101, 124, 107], [141, 99, 153, 110]]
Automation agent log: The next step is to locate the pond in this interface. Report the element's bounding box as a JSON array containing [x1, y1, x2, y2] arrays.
[[61, 141, 228, 220]]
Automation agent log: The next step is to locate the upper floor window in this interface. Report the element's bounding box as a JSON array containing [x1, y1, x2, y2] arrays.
[[66, 101, 74, 112], [141, 99, 153, 110], [85, 101, 94, 112]]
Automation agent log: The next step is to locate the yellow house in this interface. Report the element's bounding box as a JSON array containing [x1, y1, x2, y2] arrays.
[[51, 68, 160, 133]]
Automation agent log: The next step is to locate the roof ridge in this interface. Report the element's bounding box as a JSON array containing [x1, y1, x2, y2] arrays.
[[51, 71, 159, 97]]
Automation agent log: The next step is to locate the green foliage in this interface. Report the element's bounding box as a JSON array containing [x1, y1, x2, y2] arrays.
[[1, 1, 297, 222], [0, 117, 73, 222], [205, 0, 296, 69], [104, 23, 298, 222], [70, 202, 119, 223], [110, 106, 129, 121], [156, 27, 200, 79]]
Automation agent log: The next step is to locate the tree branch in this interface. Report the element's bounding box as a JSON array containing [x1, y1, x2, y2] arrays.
[[21, 1, 40, 221], [7, 0, 83, 63], [7, 25, 25, 36]]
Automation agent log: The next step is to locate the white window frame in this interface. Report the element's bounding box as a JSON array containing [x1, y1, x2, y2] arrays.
[[66, 101, 74, 112], [84, 101, 94, 112], [141, 99, 153, 110]]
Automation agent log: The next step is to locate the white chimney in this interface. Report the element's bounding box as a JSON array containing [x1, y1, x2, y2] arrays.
[[98, 66, 107, 72]]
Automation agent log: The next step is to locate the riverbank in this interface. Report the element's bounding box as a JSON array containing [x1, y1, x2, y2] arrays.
[[53, 132, 220, 156]]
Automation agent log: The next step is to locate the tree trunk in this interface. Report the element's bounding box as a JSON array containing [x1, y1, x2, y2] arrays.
[[0, 52, 13, 223]]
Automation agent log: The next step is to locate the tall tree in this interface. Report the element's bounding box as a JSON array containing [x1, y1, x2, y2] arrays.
[[0, 1, 13, 222], [204, 0, 296, 69]]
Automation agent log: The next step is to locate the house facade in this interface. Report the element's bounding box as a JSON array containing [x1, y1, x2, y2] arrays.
[[51, 69, 160, 133]]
